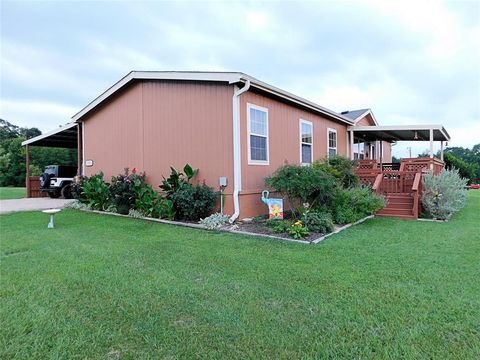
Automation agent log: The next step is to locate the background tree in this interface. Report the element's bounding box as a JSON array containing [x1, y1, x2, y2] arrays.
[[416, 144, 480, 184], [0, 119, 77, 187]]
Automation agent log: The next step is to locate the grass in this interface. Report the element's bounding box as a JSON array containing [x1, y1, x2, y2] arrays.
[[0, 187, 25, 200], [1, 192, 479, 359]]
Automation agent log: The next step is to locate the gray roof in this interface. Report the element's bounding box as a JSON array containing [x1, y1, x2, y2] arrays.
[[340, 109, 370, 121]]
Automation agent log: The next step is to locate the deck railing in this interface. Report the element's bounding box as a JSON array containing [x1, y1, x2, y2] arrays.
[[371, 171, 417, 194]]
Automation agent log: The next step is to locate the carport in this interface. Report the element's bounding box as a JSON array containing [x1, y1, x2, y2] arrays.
[[21, 122, 82, 197]]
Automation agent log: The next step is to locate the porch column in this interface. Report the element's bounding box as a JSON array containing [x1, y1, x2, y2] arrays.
[[379, 141, 383, 169], [440, 141, 444, 161], [25, 144, 30, 198], [350, 130, 354, 160], [429, 128, 434, 170], [429, 128, 434, 158], [77, 123, 82, 176]]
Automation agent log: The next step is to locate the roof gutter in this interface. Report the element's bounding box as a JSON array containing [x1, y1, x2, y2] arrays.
[[229, 79, 251, 223]]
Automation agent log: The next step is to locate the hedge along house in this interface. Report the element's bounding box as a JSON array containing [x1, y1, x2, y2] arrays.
[[22, 71, 450, 220]]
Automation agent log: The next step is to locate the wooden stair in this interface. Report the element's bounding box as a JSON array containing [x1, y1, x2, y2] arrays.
[[376, 193, 416, 219]]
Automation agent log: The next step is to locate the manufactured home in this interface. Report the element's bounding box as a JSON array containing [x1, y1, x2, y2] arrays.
[[23, 71, 450, 219]]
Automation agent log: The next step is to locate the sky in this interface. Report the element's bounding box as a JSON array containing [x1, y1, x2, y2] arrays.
[[1, 0, 479, 158]]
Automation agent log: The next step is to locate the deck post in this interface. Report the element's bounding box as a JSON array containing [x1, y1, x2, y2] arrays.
[[25, 144, 30, 198], [350, 130, 354, 160], [440, 141, 444, 161], [429, 128, 434, 170], [77, 123, 82, 176], [379, 140, 383, 169]]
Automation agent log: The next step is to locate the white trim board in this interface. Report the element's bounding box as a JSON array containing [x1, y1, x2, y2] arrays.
[[299, 119, 313, 165], [247, 103, 270, 166]]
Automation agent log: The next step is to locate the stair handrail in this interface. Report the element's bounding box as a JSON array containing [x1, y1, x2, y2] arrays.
[[411, 172, 422, 219], [372, 173, 383, 193]]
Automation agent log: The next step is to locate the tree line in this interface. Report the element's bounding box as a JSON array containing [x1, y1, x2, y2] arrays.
[[0, 119, 77, 187], [417, 145, 480, 184]]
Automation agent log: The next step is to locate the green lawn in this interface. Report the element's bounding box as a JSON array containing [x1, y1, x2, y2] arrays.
[[0, 187, 25, 200], [1, 193, 479, 359]]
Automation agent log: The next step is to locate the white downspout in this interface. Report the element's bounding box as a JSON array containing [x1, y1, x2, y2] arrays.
[[230, 80, 251, 223]]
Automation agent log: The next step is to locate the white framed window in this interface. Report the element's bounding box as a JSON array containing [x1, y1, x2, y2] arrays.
[[299, 119, 313, 164], [327, 128, 337, 157], [247, 103, 269, 165]]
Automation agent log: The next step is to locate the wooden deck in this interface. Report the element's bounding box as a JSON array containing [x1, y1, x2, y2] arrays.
[[355, 158, 444, 219]]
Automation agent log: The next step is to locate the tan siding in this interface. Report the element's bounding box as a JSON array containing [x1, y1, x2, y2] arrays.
[[239, 91, 348, 193], [356, 114, 375, 126], [84, 81, 235, 214]]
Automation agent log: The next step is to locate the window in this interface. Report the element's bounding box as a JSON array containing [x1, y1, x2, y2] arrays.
[[247, 104, 269, 164], [299, 119, 313, 164], [327, 128, 337, 157]]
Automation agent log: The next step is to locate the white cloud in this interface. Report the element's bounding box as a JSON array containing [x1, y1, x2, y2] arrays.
[[0, 98, 77, 132], [0, 0, 478, 151]]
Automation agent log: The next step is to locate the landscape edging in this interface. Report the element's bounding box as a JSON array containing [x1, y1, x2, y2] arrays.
[[77, 208, 373, 245]]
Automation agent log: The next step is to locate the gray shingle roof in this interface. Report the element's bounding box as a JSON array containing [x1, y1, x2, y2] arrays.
[[340, 109, 370, 121]]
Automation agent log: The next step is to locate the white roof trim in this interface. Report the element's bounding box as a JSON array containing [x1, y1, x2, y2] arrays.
[[348, 124, 451, 141], [71, 71, 354, 126], [353, 109, 378, 126], [21, 122, 78, 146]]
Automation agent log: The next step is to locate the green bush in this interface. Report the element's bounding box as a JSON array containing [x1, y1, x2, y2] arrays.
[[134, 183, 174, 219], [313, 155, 359, 188], [287, 220, 309, 239], [265, 164, 338, 212], [160, 164, 198, 198], [265, 218, 293, 233], [170, 183, 217, 221], [199, 213, 230, 230], [301, 210, 334, 234], [109, 168, 146, 215], [422, 168, 468, 220], [331, 187, 385, 224], [81, 172, 110, 210]]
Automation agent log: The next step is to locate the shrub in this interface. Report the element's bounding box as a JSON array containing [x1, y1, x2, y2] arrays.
[[199, 213, 230, 230], [265, 164, 338, 212], [81, 172, 110, 210], [301, 210, 334, 234], [331, 187, 384, 224], [70, 176, 87, 201], [422, 168, 468, 220], [109, 168, 146, 215], [265, 218, 293, 233], [64, 200, 90, 211], [287, 220, 309, 239], [128, 209, 144, 218], [170, 183, 217, 221], [134, 183, 175, 219], [160, 164, 198, 198], [313, 155, 359, 188]]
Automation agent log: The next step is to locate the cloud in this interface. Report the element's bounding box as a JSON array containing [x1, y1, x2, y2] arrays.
[[0, 0, 479, 154], [0, 98, 77, 132]]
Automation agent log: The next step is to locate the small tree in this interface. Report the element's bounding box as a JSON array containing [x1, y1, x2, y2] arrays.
[[421, 168, 468, 220]]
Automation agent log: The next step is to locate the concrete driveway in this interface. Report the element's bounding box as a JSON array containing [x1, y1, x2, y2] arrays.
[[0, 198, 75, 214]]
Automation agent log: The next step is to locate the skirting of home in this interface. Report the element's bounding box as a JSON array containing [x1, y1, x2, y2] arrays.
[[76, 209, 374, 245]]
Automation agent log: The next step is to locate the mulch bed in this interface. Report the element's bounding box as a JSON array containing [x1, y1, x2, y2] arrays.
[[234, 219, 333, 243]]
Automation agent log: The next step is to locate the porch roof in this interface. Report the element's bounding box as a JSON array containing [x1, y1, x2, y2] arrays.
[[21, 122, 78, 148], [347, 124, 450, 142]]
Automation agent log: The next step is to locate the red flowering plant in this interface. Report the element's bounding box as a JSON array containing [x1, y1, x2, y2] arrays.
[[109, 167, 146, 214]]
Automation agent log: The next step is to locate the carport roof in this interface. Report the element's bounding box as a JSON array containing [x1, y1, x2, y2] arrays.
[[21, 122, 78, 148], [347, 124, 450, 142]]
